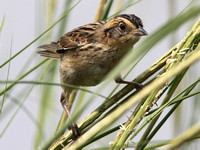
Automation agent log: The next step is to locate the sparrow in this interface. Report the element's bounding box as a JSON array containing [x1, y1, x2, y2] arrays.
[[38, 14, 147, 138]]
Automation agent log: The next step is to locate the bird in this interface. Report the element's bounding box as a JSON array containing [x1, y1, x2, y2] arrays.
[[38, 14, 147, 138]]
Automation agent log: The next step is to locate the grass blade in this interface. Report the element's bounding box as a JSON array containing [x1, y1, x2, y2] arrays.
[[0, 0, 81, 68]]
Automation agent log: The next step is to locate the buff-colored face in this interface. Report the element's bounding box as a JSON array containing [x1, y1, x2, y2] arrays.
[[104, 14, 147, 46]]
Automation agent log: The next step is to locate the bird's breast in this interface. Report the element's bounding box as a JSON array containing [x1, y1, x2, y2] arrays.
[[59, 44, 132, 86]]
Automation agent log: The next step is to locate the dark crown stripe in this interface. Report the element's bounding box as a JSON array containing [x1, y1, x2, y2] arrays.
[[114, 14, 143, 28]]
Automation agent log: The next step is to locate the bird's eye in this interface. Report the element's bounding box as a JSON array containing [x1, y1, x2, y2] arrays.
[[119, 23, 126, 30]]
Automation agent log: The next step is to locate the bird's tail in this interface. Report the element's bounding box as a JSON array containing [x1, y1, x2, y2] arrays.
[[37, 42, 61, 59]]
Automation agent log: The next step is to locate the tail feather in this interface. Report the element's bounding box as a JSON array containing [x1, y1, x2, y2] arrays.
[[37, 42, 61, 59]]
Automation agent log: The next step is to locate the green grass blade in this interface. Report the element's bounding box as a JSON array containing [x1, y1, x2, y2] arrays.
[[101, 0, 114, 20], [0, 0, 81, 68], [58, 0, 73, 37], [108, 0, 143, 19], [0, 14, 5, 34], [0, 86, 36, 138], [0, 59, 49, 96], [0, 80, 106, 99], [1, 93, 39, 127], [1, 36, 13, 114]]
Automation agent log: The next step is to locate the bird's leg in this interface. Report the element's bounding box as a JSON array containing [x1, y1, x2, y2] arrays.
[[115, 75, 143, 91], [60, 92, 81, 140]]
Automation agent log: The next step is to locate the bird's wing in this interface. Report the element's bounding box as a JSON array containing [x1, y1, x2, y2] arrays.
[[56, 32, 83, 53], [56, 22, 105, 53]]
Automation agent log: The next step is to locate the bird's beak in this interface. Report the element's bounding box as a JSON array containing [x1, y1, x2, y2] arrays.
[[133, 27, 148, 36]]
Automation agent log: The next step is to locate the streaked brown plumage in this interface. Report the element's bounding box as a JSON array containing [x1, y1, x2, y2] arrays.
[[38, 14, 147, 138]]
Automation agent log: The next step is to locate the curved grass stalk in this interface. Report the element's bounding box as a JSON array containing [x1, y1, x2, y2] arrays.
[[0, 59, 49, 96], [0, 80, 106, 99]]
